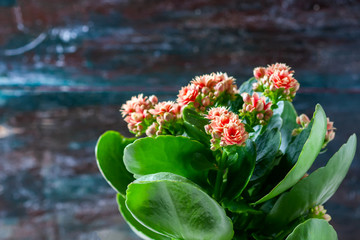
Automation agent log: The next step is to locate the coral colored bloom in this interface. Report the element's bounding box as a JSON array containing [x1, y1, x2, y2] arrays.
[[269, 70, 299, 91], [149, 101, 179, 116], [120, 94, 153, 117], [325, 118, 336, 142], [206, 107, 229, 120], [266, 63, 293, 76], [253, 67, 266, 79], [240, 92, 273, 126], [191, 75, 217, 89], [177, 85, 199, 106], [221, 122, 248, 146], [205, 108, 248, 149]]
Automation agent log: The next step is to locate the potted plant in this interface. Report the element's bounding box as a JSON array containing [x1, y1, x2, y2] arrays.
[[96, 63, 356, 240]]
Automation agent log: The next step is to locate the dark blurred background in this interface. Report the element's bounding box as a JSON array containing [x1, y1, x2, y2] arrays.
[[0, 0, 359, 239]]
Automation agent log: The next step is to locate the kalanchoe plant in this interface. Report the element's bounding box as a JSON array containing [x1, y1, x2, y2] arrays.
[[96, 63, 357, 240]]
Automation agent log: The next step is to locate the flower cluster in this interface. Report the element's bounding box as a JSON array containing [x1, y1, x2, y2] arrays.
[[239, 92, 273, 126], [205, 107, 248, 150], [253, 63, 300, 103], [177, 72, 238, 112], [292, 113, 335, 148], [147, 101, 182, 136], [121, 95, 183, 137], [120, 94, 158, 136], [309, 205, 331, 222]]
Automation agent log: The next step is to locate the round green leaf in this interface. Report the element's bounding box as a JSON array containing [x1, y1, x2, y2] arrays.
[[276, 101, 298, 153], [239, 77, 256, 95], [251, 129, 281, 181], [124, 135, 214, 186], [286, 219, 337, 240], [266, 134, 357, 229], [254, 104, 327, 204], [126, 172, 234, 240], [117, 194, 170, 240], [223, 140, 256, 200], [95, 131, 135, 196]]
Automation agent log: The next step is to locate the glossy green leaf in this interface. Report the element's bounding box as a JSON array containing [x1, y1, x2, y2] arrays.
[[254, 104, 327, 204], [117, 194, 170, 240], [223, 140, 256, 200], [183, 106, 209, 130], [251, 129, 281, 181], [266, 134, 357, 229], [126, 172, 234, 240], [276, 101, 298, 153], [229, 94, 244, 113], [124, 135, 214, 186], [95, 131, 135, 196], [223, 198, 262, 215], [239, 77, 256, 95], [285, 219, 337, 240]]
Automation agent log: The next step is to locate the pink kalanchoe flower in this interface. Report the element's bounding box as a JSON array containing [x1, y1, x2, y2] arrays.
[[269, 70, 299, 91], [253, 67, 266, 79], [206, 107, 229, 120], [240, 92, 273, 126], [177, 84, 199, 106], [149, 101, 179, 116], [221, 122, 248, 147], [120, 94, 154, 117], [191, 74, 217, 89], [252, 63, 300, 103], [205, 108, 248, 150], [325, 117, 336, 143], [120, 94, 158, 136], [177, 72, 238, 111], [266, 63, 293, 76]]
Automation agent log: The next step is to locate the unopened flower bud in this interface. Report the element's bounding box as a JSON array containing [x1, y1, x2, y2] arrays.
[[202, 87, 210, 95], [164, 112, 174, 121], [146, 123, 157, 136], [253, 67, 266, 79], [149, 95, 158, 105], [252, 82, 259, 90], [257, 113, 264, 120], [246, 105, 252, 112], [215, 83, 225, 92], [202, 97, 211, 107], [270, 85, 277, 92], [214, 91, 220, 97], [255, 101, 264, 111], [132, 112, 143, 122], [241, 93, 251, 104]]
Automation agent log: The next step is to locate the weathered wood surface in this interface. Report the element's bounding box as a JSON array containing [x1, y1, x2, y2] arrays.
[[0, 1, 359, 239]]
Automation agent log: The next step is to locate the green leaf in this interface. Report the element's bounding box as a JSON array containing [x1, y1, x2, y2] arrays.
[[125, 172, 234, 240], [124, 135, 214, 186], [223, 140, 257, 200], [266, 134, 357, 229], [182, 106, 211, 146], [239, 77, 256, 95], [223, 198, 262, 215], [117, 194, 170, 240], [229, 94, 244, 113], [276, 101, 298, 153], [251, 129, 281, 181], [285, 219, 337, 240], [254, 104, 327, 204], [95, 131, 135, 196]]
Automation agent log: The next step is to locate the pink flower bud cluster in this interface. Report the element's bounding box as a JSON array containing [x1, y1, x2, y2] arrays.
[[120, 94, 158, 136], [253, 63, 300, 103], [121, 95, 183, 137], [147, 101, 182, 136], [293, 113, 335, 148], [309, 205, 331, 222], [239, 92, 273, 126], [205, 107, 248, 150], [324, 118, 336, 148], [177, 72, 238, 112]]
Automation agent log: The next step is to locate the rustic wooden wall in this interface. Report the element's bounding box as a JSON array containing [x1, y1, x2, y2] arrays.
[[0, 0, 359, 239]]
